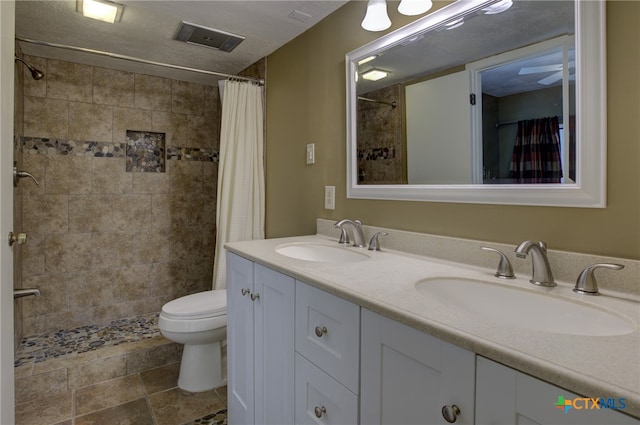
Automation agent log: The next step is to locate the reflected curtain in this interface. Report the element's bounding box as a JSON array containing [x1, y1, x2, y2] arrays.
[[212, 80, 265, 290], [509, 116, 563, 183]]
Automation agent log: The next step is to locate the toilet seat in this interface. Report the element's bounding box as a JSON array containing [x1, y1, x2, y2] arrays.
[[161, 290, 227, 320]]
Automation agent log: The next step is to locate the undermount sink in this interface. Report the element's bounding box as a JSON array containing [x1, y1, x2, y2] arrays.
[[275, 243, 369, 263], [415, 278, 636, 336]]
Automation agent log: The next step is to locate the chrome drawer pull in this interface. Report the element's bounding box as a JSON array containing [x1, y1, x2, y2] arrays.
[[314, 406, 326, 418], [314, 326, 327, 337], [250, 292, 260, 301], [241, 288, 250, 296]]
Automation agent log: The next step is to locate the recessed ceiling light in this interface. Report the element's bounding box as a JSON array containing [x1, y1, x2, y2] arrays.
[[362, 69, 389, 81], [77, 0, 124, 24], [358, 55, 378, 66]]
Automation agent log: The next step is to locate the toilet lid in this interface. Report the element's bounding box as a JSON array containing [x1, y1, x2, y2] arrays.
[[161, 290, 227, 320]]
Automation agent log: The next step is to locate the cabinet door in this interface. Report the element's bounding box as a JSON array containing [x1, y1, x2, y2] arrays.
[[254, 264, 295, 425], [227, 253, 255, 425], [296, 281, 360, 393], [476, 356, 640, 425], [295, 353, 359, 425], [360, 309, 475, 425]]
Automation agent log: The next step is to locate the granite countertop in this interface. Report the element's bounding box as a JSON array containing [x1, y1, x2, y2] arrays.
[[225, 234, 640, 419]]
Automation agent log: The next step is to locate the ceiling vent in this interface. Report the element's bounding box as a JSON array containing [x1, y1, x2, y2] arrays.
[[174, 21, 245, 53]]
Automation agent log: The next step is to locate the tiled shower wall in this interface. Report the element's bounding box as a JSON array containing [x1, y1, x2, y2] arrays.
[[18, 55, 219, 336], [14, 46, 26, 348]]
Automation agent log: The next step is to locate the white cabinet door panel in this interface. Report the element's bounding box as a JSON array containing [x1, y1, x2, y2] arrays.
[[360, 309, 475, 425], [295, 353, 359, 425]]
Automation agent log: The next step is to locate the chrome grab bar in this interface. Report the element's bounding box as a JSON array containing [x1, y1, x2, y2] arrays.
[[14, 288, 41, 299]]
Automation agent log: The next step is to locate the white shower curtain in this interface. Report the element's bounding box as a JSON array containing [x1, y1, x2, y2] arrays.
[[212, 80, 265, 290]]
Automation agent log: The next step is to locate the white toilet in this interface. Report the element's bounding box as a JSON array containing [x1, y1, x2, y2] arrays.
[[158, 289, 227, 392]]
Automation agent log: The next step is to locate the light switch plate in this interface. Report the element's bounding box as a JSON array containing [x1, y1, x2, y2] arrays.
[[306, 143, 315, 164]]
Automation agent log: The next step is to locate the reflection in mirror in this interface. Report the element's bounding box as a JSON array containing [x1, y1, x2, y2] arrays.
[[346, 0, 606, 207]]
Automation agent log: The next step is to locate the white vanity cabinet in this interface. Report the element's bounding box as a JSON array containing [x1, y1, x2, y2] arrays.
[[226, 252, 295, 425], [476, 356, 640, 425], [360, 309, 476, 425], [294, 281, 360, 424]]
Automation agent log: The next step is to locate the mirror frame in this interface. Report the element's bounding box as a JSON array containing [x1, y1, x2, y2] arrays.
[[345, 0, 606, 207]]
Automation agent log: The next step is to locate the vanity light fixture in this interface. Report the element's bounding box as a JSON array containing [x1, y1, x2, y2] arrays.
[[77, 0, 124, 23], [398, 0, 433, 16], [362, 0, 433, 31], [361, 0, 392, 32], [362, 68, 389, 81]]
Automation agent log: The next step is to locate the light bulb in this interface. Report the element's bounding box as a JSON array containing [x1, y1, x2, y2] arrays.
[[361, 0, 391, 32], [398, 0, 433, 16]]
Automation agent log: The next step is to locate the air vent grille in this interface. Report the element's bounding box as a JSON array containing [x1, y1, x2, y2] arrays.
[[174, 21, 245, 53]]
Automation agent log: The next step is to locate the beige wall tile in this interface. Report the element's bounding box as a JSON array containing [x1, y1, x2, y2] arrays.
[[45, 155, 92, 195], [23, 195, 69, 234], [168, 160, 203, 194], [93, 67, 135, 107], [91, 231, 135, 269], [133, 230, 172, 264], [45, 233, 92, 274], [113, 106, 153, 144], [140, 362, 180, 394], [69, 195, 114, 232], [21, 273, 70, 317], [132, 170, 169, 194], [47, 59, 93, 102], [114, 264, 152, 302], [112, 194, 152, 231], [22, 232, 45, 278], [172, 80, 204, 116], [68, 270, 113, 309], [186, 114, 216, 149], [152, 111, 187, 147], [24, 97, 69, 139], [92, 157, 132, 194], [68, 355, 127, 389], [68, 102, 113, 142], [135, 74, 172, 112]]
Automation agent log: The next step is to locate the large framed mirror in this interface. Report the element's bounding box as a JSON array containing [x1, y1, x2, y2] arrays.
[[345, 0, 606, 207]]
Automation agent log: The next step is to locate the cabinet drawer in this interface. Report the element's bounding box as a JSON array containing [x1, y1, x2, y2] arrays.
[[295, 281, 360, 393], [295, 354, 358, 425]]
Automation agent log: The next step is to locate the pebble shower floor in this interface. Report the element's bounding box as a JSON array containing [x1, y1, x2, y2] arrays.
[[14, 313, 227, 425]]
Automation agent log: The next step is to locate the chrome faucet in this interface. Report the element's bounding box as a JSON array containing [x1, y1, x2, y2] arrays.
[[334, 219, 366, 247], [514, 240, 556, 287]]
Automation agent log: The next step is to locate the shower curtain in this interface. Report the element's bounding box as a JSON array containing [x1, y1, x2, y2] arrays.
[[508, 116, 563, 184], [212, 80, 265, 290]]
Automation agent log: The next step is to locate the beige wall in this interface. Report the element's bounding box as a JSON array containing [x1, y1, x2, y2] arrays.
[[19, 56, 219, 335], [265, 0, 640, 260]]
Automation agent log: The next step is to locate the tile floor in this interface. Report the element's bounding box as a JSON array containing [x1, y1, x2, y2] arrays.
[[14, 314, 228, 425]]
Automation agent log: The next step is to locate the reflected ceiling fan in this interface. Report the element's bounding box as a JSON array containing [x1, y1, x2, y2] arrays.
[[518, 61, 575, 85]]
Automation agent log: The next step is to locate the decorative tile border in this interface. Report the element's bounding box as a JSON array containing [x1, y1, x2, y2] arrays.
[[23, 137, 125, 158], [125, 130, 166, 172], [22, 137, 218, 162], [358, 147, 396, 161], [167, 147, 219, 163]]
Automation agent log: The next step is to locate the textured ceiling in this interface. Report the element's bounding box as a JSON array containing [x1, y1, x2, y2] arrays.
[[15, 0, 349, 85]]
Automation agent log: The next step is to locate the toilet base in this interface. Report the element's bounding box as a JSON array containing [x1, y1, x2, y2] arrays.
[[178, 341, 225, 392]]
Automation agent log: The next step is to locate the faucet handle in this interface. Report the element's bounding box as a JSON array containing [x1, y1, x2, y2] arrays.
[[368, 232, 388, 251], [481, 246, 515, 279], [574, 263, 624, 295]]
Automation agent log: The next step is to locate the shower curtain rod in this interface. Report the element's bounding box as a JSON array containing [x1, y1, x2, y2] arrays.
[[358, 96, 397, 108], [16, 37, 265, 85]]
